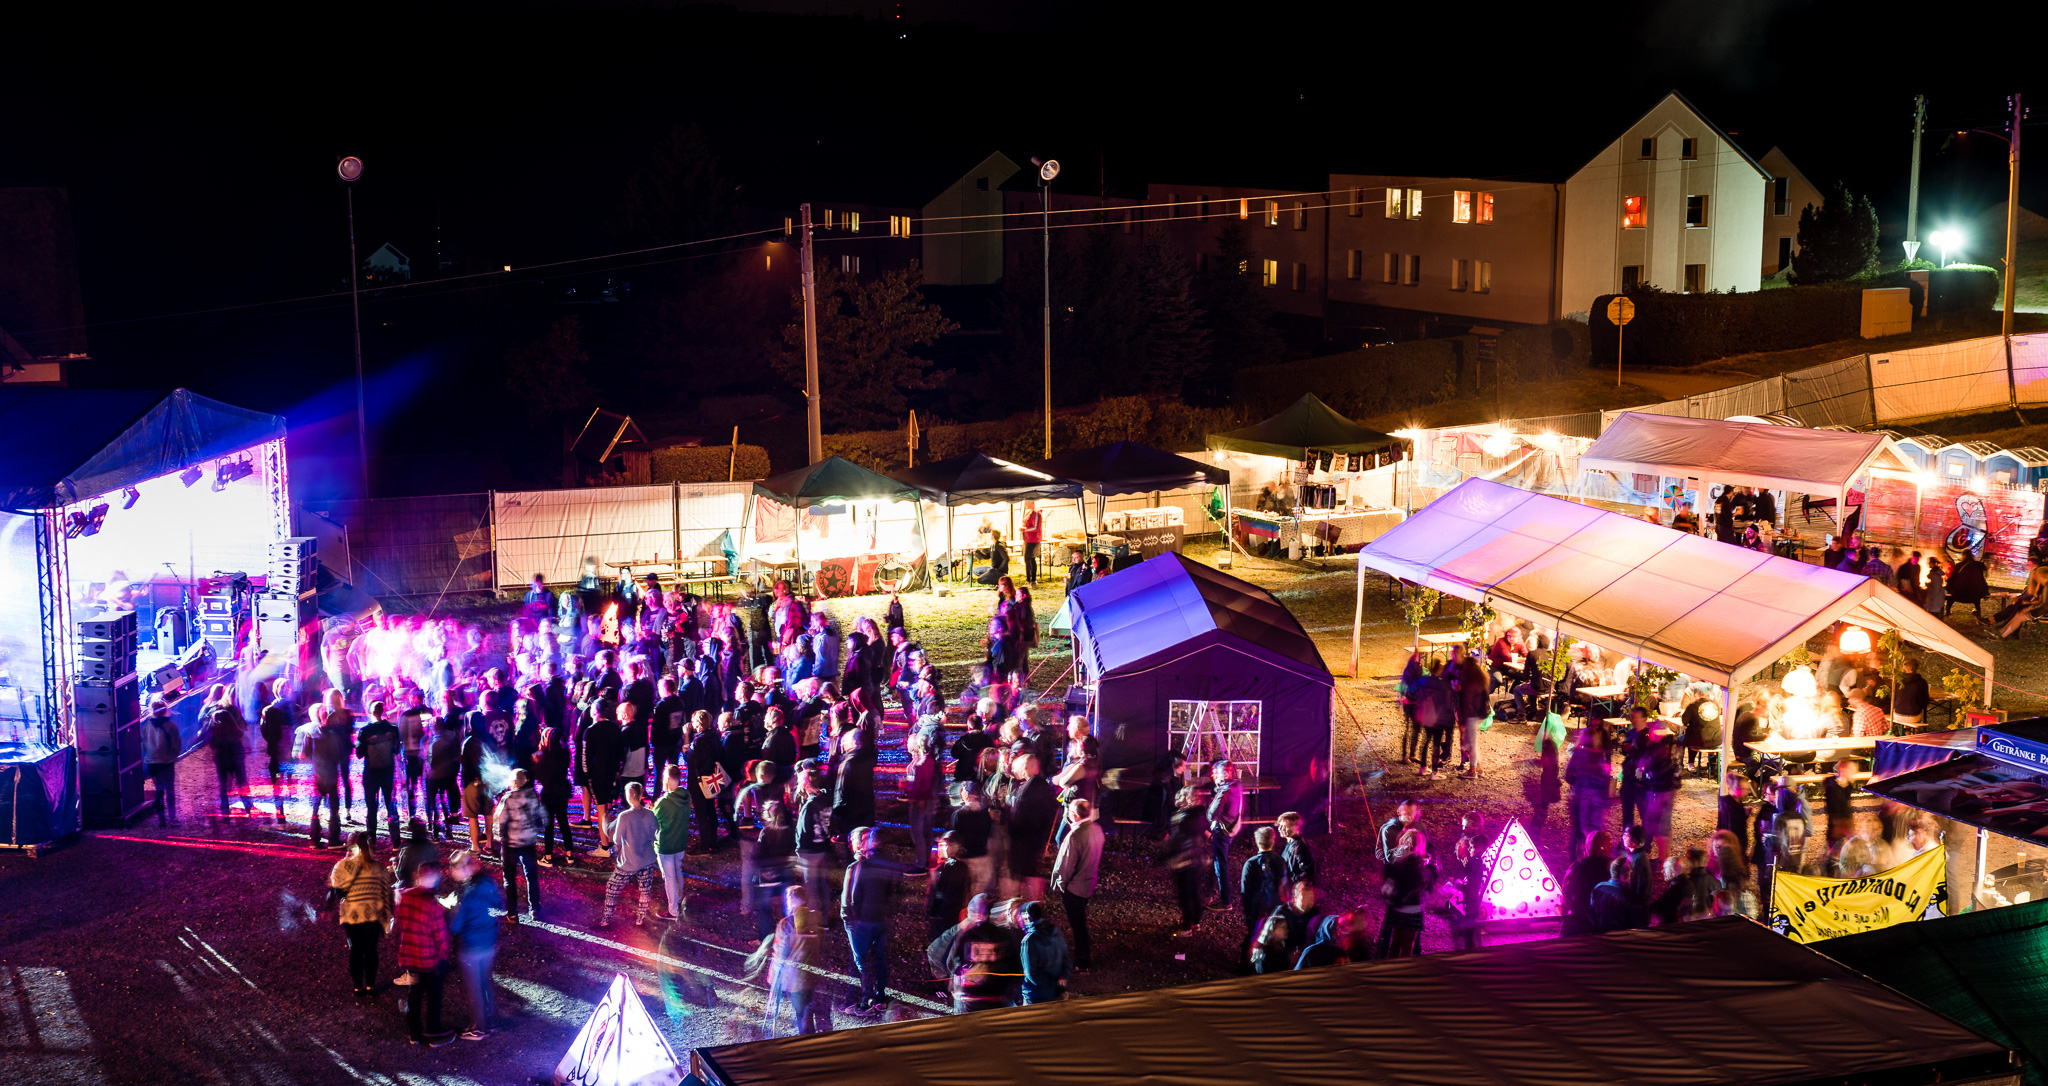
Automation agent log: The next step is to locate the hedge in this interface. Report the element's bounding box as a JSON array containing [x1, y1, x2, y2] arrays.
[[651, 443, 772, 483], [1926, 266, 1999, 316], [820, 396, 1252, 473], [1231, 338, 1467, 418], [1590, 286, 1864, 369]]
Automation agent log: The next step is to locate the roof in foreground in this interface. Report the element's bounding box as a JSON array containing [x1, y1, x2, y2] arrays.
[[694, 917, 2011, 1086]]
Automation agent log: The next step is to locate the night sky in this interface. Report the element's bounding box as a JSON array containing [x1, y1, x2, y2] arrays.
[[1, 1, 2040, 490]]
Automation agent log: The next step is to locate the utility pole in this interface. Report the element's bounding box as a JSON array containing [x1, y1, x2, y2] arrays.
[[338, 156, 368, 499], [800, 202, 822, 465], [2001, 93, 2023, 343], [1904, 95, 1926, 263], [1035, 157, 1060, 459]]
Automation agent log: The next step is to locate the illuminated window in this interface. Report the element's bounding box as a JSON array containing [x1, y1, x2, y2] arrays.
[[848, 212, 861, 232], [1261, 259, 1278, 287], [1639, 138, 1657, 159], [840, 254, 861, 273], [1382, 252, 1397, 283], [1264, 200, 1280, 227], [1622, 195, 1646, 229], [1385, 187, 1403, 218], [1348, 188, 1364, 217], [1291, 201, 1306, 230], [1453, 191, 1473, 224], [1240, 198, 1250, 220], [1681, 138, 1698, 160], [1403, 253, 1421, 286], [1451, 258, 1468, 290], [1475, 261, 1492, 293], [1405, 188, 1423, 220], [1346, 250, 1363, 279], [1686, 194, 1708, 227], [1684, 263, 1705, 293], [783, 217, 793, 236], [1476, 192, 1494, 224], [889, 215, 912, 237], [1291, 262, 1306, 290]]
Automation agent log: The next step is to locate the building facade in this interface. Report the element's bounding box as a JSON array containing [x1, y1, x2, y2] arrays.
[[1756, 146, 1823, 277], [919, 151, 1021, 286], [1140, 185, 1329, 323], [1324, 175, 1560, 331]]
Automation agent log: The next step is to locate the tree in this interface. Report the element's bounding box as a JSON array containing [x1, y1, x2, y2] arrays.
[[775, 265, 958, 431], [503, 316, 598, 428], [616, 123, 743, 247], [1191, 222, 1283, 404], [1129, 234, 1210, 397], [1790, 180, 1880, 284]]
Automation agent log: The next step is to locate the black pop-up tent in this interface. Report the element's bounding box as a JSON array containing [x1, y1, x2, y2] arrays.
[[690, 917, 2016, 1086], [1207, 392, 1402, 460], [751, 456, 926, 590], [891, 453, 1081, 579], [1067, 552, 1331, 831], [1026, 440, 1230, 532]]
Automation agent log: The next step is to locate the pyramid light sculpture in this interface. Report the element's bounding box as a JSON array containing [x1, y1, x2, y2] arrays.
[[1472, 817, 1563, 922], [554, 973, 683, 1086]]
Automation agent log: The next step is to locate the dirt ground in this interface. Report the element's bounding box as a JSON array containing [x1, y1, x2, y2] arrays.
[[4, 545, 2043, 1084]]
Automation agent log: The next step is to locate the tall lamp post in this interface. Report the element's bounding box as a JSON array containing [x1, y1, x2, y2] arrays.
[[338, 155, 368, 498], [1033, 156, 1059, 459]]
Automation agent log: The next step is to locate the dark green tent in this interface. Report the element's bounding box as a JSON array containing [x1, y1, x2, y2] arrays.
[[1820, 898, 2048, 1085], [1206, 392, 1401, 460], [753, 456, 916, 508]]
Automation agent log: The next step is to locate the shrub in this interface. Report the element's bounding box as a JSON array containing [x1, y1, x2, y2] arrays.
[[650, 444, 772, 483], [1590, 286, 1863, 369], [1231, 337, 1467, 417], [1498, 321, 1591, 384], [1927, 266, 2000, 315]]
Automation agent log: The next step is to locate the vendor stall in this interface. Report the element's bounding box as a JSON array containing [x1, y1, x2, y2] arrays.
[[1065, 552, 1332, 832], [889, 453, 1081, 584], [1025, 441, 1230, 553], [1206, 393, 1408, 559], [1867, 718, 2048, 915], [749, 457, 925, 598], [1357, 477, 1996, 793]]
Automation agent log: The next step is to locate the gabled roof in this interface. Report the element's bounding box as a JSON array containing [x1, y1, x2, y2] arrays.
[[1629, 90, 1770, 180], [570, 408, 649, 463], [1580, 412, 1908, 500], [1068, 552, 1329, 679], [0, 387, 285, 509]]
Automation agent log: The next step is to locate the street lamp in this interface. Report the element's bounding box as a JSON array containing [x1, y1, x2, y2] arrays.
[[1928, 228, 1961, 267], [1033, 156, 1059, 459], [338, 155, 368, 499]]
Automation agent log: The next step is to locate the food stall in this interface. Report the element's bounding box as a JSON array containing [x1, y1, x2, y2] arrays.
[[1205, 393, 1408, 558], [889, 452, 1082, 585], [1025, 441, 1231, 565], [749, 457, 925, 597]]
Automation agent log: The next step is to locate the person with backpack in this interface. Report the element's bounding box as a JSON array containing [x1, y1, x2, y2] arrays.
[[259, 689, 294, 823], [1019, 901, 1070, 1004], [204, 683, 257, 820], [356, 701, 403, 848], [1413, 659, 1457, 780]]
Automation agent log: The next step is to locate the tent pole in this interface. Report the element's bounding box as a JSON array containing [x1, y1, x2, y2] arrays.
[[1718, 682, 1736, 797], [1350, 551, 1365, 678], [947, 505, 955, 587], [1975, 829, 1990, 912], [1985, 657, 1995, 710]]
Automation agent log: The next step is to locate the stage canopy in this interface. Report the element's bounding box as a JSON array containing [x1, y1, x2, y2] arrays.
[[753, 456, 915, 508], [692, 917, 2013, 1086], [1822, 899, 2048, 1086], [1357, 477, 1993, 694], [1579, 411, 1914, 502], [1206, 392, 1401, 460], [0, 387, 286, 509], [890, 452, 1082, 505], [1025, 441, 1228, 495]]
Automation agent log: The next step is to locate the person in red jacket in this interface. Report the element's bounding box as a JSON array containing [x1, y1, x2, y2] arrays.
[[1020, 501, 1044, 585], [393, 862, 454, 1046]]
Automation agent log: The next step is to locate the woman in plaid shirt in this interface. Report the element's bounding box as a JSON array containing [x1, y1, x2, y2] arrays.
[[393, 863, 453, 1046]]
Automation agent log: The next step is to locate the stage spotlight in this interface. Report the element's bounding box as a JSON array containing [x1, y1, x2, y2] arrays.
[[65, 503, 110, 539], [213, 460, 254, 491], [121, 486, 141, 510], [180, 467, 204, 488]]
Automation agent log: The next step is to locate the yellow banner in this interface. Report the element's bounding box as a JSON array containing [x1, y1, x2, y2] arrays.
[[1769, 846, 1947, 943]]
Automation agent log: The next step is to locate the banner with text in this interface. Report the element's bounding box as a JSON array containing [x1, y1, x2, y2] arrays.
[[1769, 845, 1947, 943]]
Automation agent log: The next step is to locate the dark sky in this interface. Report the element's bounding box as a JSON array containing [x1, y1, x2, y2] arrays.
[[0, 0, 2039, 461]]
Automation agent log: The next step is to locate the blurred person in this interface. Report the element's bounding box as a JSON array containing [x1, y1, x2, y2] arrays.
[[1560, 829, 1615, 937], [1019, 900, 1070, 1004], [532, 727, 574, 866], [1166, 786, 1208, 937], [928, 833, 972, 944], [356, 700, 403, 848], [950, 785, 994, 899], [601, 782, 661, 928], [1565, 724, 1613, 856], [839, 826, 900, 1017], [326, 830, 396, 998], [447, 850, 503, 1040], [203, 683, 256, 819], [1250, 912, 1292, 975], [947, 894, 1021, 1013], [493, 768, 545, 921], [1006, 751, 1058, 902], [394, 861, 454, 1046], [1206, 759, 1246, 906], [259, 688, 295, 823], [1375, 828, 1435, 958], [762, 885, 825, 1037], [903, 732, 940, 873]]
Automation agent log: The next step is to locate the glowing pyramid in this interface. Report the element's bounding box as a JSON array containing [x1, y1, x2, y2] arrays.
[[1470, 817, 1563, 922], [554, 973, 683, 1086]]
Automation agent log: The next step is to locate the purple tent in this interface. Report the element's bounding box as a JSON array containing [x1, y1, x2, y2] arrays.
[[1068, 553, 1333, 831]]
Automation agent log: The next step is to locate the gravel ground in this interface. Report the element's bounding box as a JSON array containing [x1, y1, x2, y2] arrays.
[[6, 544, 2043, 1084]]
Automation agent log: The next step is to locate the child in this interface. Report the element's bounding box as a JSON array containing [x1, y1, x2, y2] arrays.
[[1452, 811, 1490, 949]]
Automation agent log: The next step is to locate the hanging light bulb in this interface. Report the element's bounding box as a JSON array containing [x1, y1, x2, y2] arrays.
[[1838, 625, 1872, 655], [1698, 699, 1721, 722], [1783, 665, 1817, 698], [1482, 427, 1515, 458]]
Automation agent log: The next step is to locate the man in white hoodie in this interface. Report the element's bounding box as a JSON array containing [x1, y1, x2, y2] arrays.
[[1049, 798, 1103, 972]]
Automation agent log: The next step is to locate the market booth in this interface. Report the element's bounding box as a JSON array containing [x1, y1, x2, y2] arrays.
[[1065, 552, 1332, 832], [889, 453, 1081, 583], [1356, 478, 1995, 791], [1206, 393, 1407, 557], [749, 457, 925, 598], [1025, 441, 1231, 563], [687, 917, 2017, 1086], [1867, 718, 2048, 914]]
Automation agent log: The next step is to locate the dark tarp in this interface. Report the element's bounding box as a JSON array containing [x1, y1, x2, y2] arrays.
[[754, 456, 916, 509], [1864, 750, 2048, 841], [1206, 392, 1401, 460], [1024, 441, 1228, 495], [889, 452, 1082, 505], [694, 917, 2013, 1086], [0, 744, 77, 846], [1821, 898, 2048, 1086], [0, 387, 286, 510], [1873, 726, 1979, 781], [1069, 553, 1331, 832]]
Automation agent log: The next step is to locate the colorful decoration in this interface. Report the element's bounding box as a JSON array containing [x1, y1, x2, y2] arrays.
[[553, 973, 682, 1086], [1469, 817, 1563, 923]]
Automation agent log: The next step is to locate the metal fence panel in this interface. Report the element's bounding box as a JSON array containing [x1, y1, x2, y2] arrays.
[[301, 494, 492, 602]]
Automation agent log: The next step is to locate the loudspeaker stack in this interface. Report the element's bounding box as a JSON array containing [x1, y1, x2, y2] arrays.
[[75, 612, 146, 825], [259, 536, 318, 653]]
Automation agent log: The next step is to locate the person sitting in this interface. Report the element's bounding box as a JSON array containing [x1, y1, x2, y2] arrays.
[[1948, 552, 1991, 621], [1670, 502, 1700, 535], [1995, 563, 2048, 639], [972, 531, 1010, 587], [1892, 658, 1930, 729]]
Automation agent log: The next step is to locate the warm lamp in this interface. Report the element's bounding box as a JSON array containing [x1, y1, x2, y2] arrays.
[[1698, 699, 1721, 722], [1783, 665, 1817, 698], [1838, 625, 1872, 654], [1481, 428, 1515, 458]]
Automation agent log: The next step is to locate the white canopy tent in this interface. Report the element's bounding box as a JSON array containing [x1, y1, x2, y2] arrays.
[[1578, 411, 1916, 509], [1355, 478, 1994, 790]]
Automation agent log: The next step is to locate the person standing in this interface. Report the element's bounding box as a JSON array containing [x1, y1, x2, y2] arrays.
[[902, 732, 940, 874], [447, 851, 504, 1040], [652, 765, 692, 921], [357, 702, 403, 848], [493, 768, 546, 921], [1454, 653, 1489, 779], [928, 833, 972, 944], [325, 690, 358, 826], [1617, 708, 1650, 834], [683, 711, 723, 854], [601, 782, 661, 927], [425, 707, 462, 841], [1018, 900, 1070, 1004], [1020, 501, 1044, 585], [651, 678, 687, 781], [947, 894, 1021, 1013], [1165, 787, 1208, 937], [1276, 810, 1316, 895], [1375, 828, 1435, 959], [839, 826, 898, 1018], [1049, 798, 1102, 972], [398, 704, 430, 819], [832, 728, 878, 855], [1565, 724, 1613, 856], [1239, 827, 1286, 967], [763, 885, 824, 1038], [327, 830, 396, 998], [579, 703, 625, 856], [1206, 760, 1245, 907], [259, 689, 294, 823], [1006, 752, 1058, 902], [204, 684, 257, 820], [532, 728, 574, 866], [1641, 715, 1683, 864], [309, 707, 345, 848], [394, 861, 454, 1046]]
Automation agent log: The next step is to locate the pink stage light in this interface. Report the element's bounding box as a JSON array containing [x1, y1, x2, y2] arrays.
[[1472, 817, 1563, 922]]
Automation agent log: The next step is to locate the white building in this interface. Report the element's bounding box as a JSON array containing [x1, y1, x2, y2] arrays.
[[1558, 91, 1768, 315]]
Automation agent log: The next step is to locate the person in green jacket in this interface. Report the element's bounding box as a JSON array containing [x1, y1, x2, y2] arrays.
[[652, 765, 692, 922]]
